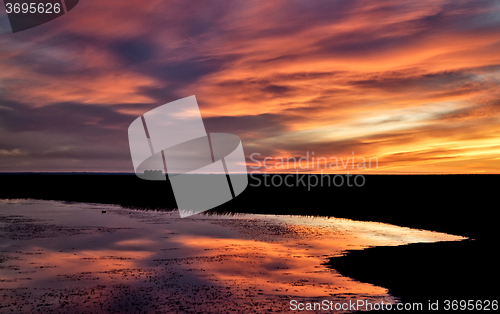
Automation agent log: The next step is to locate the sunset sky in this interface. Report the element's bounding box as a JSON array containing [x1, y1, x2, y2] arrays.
[[1, 0, 500, 173]]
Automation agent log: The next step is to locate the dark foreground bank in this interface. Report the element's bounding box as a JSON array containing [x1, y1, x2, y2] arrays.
[[1, 173, 498, 307], [0, 173, 496, 239], [326, 239, 498, 306]]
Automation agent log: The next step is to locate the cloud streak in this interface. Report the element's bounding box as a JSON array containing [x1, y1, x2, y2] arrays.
[[1, 0, 500, 173]]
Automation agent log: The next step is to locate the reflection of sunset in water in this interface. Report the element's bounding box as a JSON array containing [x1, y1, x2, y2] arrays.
[[171, 236, 386, 297], [168, 217, 463, 299], [0, 200, 463, 313]]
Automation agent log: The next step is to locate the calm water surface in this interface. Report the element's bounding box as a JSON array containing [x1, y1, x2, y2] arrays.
[[0, 199, 464, 313]]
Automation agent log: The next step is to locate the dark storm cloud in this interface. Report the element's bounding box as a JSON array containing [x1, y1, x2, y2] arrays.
[[112, 39, 156, 64], [0, 99, 139, 171], [0, 100, 132, 134]]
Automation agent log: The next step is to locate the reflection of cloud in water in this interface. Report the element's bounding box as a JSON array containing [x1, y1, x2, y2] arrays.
[[0, 200, 463, 313]]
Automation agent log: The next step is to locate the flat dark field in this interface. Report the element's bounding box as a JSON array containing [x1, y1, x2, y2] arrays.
[[1, 173, 498, 307]]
